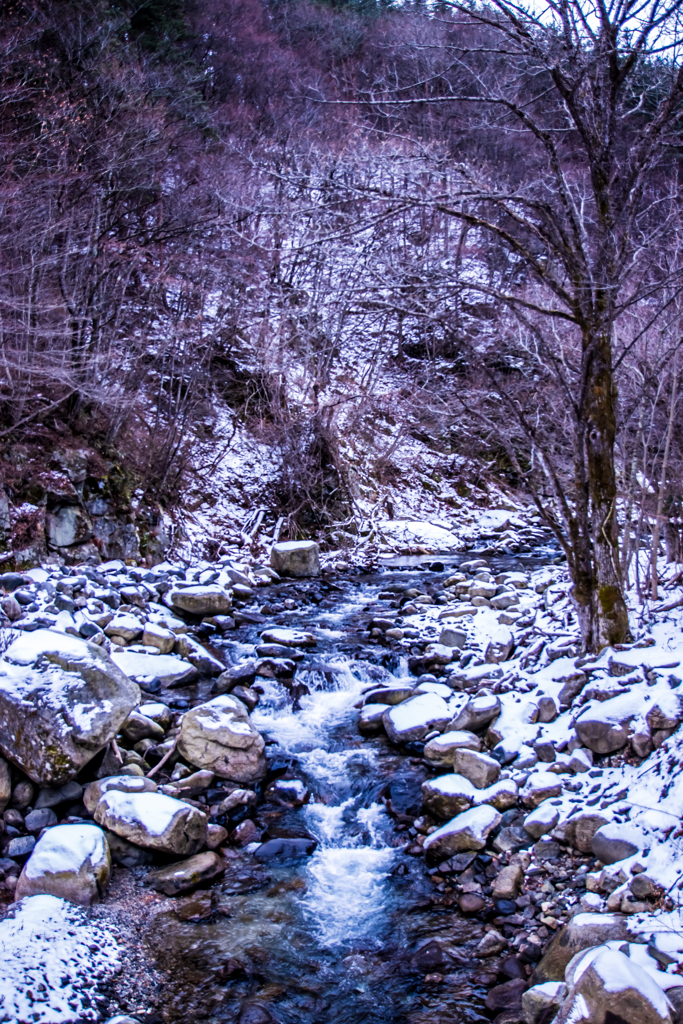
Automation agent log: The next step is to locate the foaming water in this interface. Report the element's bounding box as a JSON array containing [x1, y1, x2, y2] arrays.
[[302, 800, 395, 947], [252, 655, 401, 947]]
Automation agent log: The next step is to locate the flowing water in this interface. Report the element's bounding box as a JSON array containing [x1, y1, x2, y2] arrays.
[[143, 555, 554, 1024]]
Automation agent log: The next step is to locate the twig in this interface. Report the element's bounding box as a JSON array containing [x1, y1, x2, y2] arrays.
[[146, 739, 178, 779]]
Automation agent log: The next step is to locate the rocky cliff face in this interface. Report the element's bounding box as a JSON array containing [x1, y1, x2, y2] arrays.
[[0, 445, 171, 568]]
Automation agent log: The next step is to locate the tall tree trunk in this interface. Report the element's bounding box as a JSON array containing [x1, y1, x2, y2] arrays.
[[650, 353, 679, 599], [573, 328, 630, 650]]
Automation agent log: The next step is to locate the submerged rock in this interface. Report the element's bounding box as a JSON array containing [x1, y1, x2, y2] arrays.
[[146, 851, 225, 895]]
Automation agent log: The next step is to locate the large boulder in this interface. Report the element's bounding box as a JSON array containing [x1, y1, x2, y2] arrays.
[[450, 693, 501, 732], [423, 805, 501, 858], [533, 913, 634, 983], [177, 694, 267, 784], [270, 541, 320, 577], [383, 693, 451, 744], [15, 823, 111, 906], [111, 651, 198, 688], [0, 629, 140, 785], [0, 756, 10, 812], [93, 790, 207, 855], [564, 812, 610, 854], [555, 947, 671, 1024], [592, 822, 645, 864], [166, 584, 232, 616]]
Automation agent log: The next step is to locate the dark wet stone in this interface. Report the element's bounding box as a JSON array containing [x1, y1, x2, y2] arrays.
[[494, 898, 517, 916], [459, 893, 486, 914], [533, 840, 560, 861], [411, 939, 448, 972], [429, 562, 445, 572], [493, 827, 531, 853], [24, 807, 58, 832], [500, 956, 526, 979], [442, 851, 478, 873], [174, 891, 214, 921], [0, 573, 28, 592], [254, 837, 317, 860], [6, 835, 35, 859], [231, 819, 262, 845], [104, 830, 154, 868], [0, 857, 18, 879], [233, 610, 267, 625], [485, 978, 527, 1012], [147, 852, 225, 896]]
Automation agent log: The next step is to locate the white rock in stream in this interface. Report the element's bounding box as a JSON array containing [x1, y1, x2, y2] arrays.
[[0, 629, 140, 785], [178, 694, 267, 783], [270, 540, 320, 577], [382, 693, 451, 744], [93, 789, 207, 855], [423, 805, 502, 856], [112, 650, 198, 687], [165, 584, 232, 616], [16, 823, 111, 906]]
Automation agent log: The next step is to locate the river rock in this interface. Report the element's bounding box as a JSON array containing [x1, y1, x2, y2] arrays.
[[474, 779, 519, 811], [364, 685, 414, 706], [423, 805, 502, 857], [520, 771, 563, 808], [592, 822, 645, 864], [564, 812, 609, 854], [450, 693, 501, 732], [358, 703, 390, 733], [476, 929, 507, 957], [270, 541, 320, 577], [423, 730, 481, 765], [166, 584, 232, 616], [93, 790, 207, 855], [0, 629, 140, 785], [178, 694, 267, 783], [383, 693, 451, 744], [492, 861, 523, 900], [83, 774, 158, 814], [574, 695, 639, 754], [422, 774, 477, 819], [521, 982, 567, 1024], [104, 613, 144, 642], [260, 627, 317, 647], [146, 850, 225, 895], [141, 623, 175, 654], [111, 651, 198, 688], [523, 802, 559, 839], [452, 748, 501, 789], [15, 823, 111, 906], [555, 947, 671, 1024], [120, 711, 164, 744], [533, 913, 633, 983]]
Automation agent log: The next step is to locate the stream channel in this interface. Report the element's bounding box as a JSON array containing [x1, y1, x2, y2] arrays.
[[138, 551, 557, 1024]]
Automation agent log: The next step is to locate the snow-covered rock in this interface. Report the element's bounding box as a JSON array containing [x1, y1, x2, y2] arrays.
[[270, 540, 320, 577], [0, 895, 120, 1023], [524, 802, 560, 839], [83, 773, 158, 814], [423, 729, 481, 765], [178, 694, 267, 783], [555, 946, 671, 1024], [423, 805, 502, 857], [260, 627, 317, 647], [0, 629, 140, 785], [111, 650, 198, 688], [520, 771, 563, 808], [141, 622, 175, 653], [358, 702, 390, 733], [15, 823, 111, 906], [166, 584, 232, 616], [422, 773, 477, 819], [452, 748, 501, 789], [592, 822, 646, 864], [93, 789, 207, 855], [450, 693, 501, 732], [383, 693, 451, 744], [104, 613, 144, 642], [521, 982, 567, 1024], [534, 913, 634, 983], [378, 520, 461, 552]]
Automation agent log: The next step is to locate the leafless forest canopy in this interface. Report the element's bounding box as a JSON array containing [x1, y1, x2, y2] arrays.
[[2, 0, 683, 647]]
